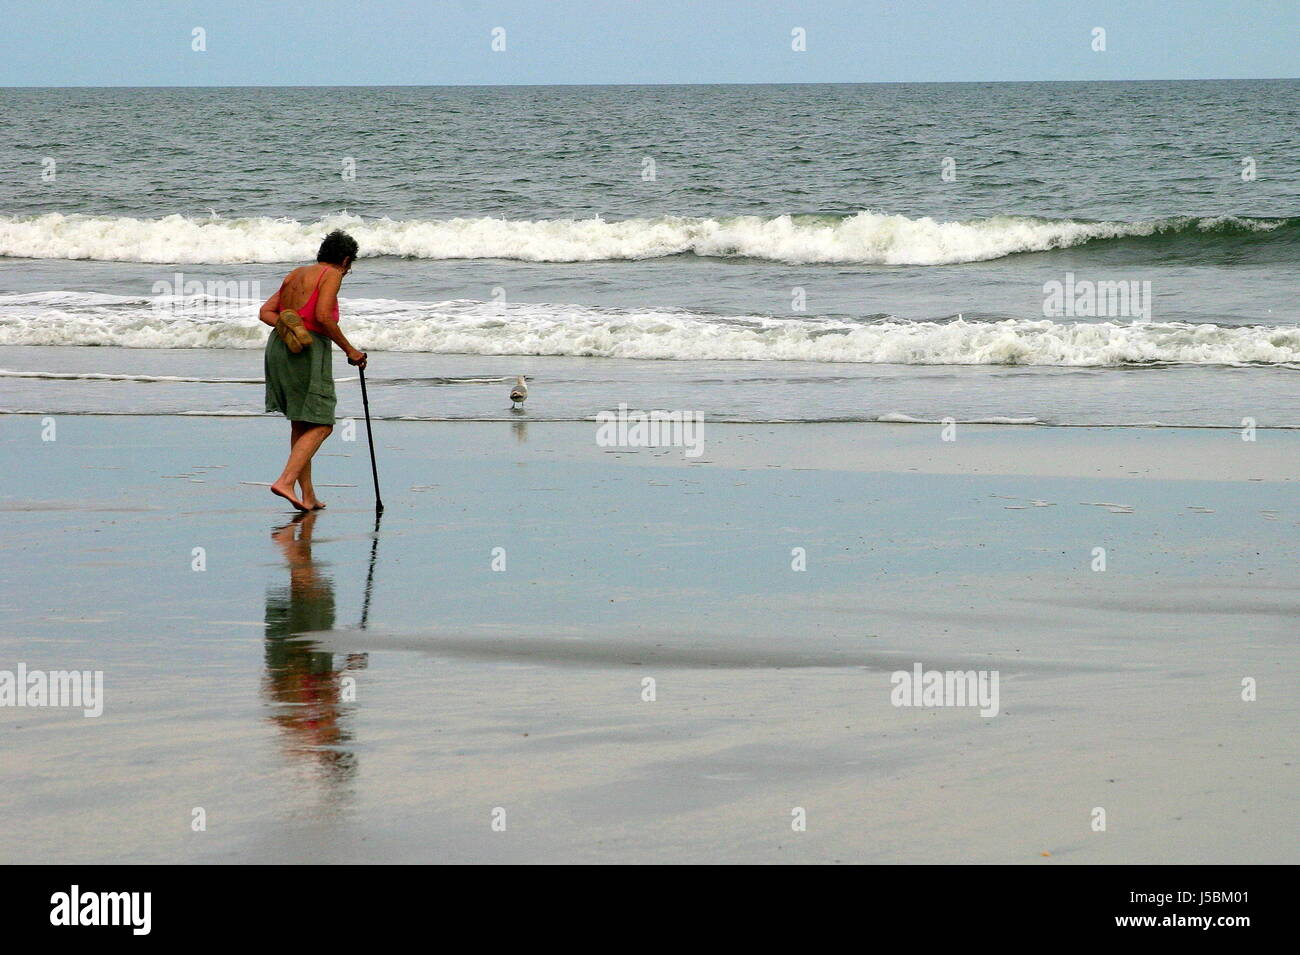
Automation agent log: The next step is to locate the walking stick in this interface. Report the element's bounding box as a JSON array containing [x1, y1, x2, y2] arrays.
[[357, 363, 383, 513]]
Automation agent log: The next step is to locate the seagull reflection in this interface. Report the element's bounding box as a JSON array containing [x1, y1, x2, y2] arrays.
[[264, 511, 364, 788]]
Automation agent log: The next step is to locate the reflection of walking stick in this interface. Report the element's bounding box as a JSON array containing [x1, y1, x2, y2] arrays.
[[359, 510, 382, 630], [358, 364, 383, 513]]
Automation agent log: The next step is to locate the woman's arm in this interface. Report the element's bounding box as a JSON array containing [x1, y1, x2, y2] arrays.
[[258, 284, 283, 327], [314, 269, 366, 368], [316, 315, 365, 368]]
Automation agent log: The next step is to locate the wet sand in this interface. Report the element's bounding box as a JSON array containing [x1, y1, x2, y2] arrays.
[[0, 415, 1295, 863]]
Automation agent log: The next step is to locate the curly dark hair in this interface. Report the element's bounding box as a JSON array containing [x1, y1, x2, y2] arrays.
[[317, 229, 359, 266]]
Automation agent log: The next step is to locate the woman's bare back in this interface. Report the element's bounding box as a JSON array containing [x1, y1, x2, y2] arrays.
[[279, 264, 329, 314]]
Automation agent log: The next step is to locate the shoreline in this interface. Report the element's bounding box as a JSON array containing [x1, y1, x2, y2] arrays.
[[3, 408, 1299, 430], [1, 414, 1295, 863]]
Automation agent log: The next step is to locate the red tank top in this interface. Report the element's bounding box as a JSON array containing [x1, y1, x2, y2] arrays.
[[295, 265, 340, 334]]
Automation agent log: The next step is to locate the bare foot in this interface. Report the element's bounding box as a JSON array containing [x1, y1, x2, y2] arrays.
[[270, 481, 309, 512], [300, 492, 326, 510]]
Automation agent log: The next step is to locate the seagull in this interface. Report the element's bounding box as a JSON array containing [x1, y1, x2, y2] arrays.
[[509, 375, 528, 410]]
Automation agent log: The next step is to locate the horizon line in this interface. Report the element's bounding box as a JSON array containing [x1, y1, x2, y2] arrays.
[[3, 76, 1298, 91]]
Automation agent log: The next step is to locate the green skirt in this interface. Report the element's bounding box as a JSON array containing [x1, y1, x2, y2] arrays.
[[264, 330, 336, 426]]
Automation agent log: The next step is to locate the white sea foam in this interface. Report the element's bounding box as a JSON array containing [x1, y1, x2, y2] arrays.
[[2, 292, 1297, 366], [0, 369, 351, 384], [875, 413, 1041, 425], [0, 212, 1283, 266]]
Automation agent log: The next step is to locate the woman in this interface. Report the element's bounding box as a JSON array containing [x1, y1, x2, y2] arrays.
[[259, 230, 367, 511]]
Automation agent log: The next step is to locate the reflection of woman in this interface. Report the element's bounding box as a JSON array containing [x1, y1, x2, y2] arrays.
[[264, 511, 362, 781], [259, 230, 366, 512]]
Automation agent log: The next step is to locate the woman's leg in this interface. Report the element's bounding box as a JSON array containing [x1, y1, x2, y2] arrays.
[[287, 422, 323, 509], [297, 445, 323, 510], [271, 421, 332, 511]]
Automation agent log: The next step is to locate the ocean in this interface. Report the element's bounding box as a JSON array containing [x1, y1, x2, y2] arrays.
[[1, 80, 1297, 426]]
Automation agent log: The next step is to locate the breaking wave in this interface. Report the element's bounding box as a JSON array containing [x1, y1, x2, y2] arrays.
[[0, 211, 1293, 265], [2, 292, 1297, 366]]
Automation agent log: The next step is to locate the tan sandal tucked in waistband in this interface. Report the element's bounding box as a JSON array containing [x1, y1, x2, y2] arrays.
[[275, 309, 313, 354]]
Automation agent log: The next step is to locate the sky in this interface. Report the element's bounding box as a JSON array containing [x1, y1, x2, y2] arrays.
[[1, 0, 1296, 86]]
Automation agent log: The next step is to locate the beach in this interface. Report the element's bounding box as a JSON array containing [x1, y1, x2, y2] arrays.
[[1, 414, 1294, 864], [1, 78, 1297, 869]]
